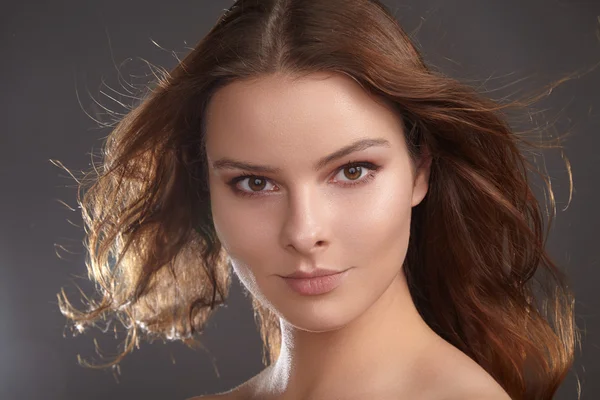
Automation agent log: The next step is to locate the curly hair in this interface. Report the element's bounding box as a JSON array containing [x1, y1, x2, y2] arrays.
[[56, 1, 585, 399]]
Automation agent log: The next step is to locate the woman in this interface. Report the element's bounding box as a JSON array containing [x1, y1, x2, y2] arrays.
[[57, 0, 580, 399]]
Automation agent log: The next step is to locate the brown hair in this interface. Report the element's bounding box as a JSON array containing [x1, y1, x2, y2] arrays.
[[56, 0, 587, 398]]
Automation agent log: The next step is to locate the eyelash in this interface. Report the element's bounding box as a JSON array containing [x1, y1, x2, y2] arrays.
[[227, 160, 382, 198]]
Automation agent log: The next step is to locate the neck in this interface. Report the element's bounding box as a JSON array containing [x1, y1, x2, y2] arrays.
[[253, 272, 443, 399]]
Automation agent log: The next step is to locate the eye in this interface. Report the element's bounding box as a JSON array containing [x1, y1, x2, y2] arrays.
[[227, 160, 382, 198]]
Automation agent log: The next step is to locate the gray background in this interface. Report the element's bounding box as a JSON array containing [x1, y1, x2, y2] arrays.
[[1, 0, 599, 399]]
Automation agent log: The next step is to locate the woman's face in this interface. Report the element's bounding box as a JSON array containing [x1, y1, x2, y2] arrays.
[[204, 72, 430, 332]]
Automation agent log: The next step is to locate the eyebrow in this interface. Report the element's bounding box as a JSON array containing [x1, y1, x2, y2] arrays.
[[212, 137, 391, 174]]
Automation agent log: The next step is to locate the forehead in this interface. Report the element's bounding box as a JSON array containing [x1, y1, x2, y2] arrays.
[[204, 72, 406, 161]]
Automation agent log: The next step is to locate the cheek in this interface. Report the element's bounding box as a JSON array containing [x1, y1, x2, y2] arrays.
[[209, 180, 266, 255], [210, 193, 274, 293], [335, 176, 414, 267], [211, 207, 265, 298]]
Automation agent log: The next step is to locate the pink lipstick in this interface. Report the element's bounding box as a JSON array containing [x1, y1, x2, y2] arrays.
[[281, 268, 350, 296]]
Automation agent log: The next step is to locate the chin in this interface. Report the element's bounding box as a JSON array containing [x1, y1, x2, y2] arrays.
[[266, 290, 362, 333], [283, 316, 351, 333]]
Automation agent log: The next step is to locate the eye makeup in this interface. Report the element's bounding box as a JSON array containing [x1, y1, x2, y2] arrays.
[[226, 160, 383, 198]]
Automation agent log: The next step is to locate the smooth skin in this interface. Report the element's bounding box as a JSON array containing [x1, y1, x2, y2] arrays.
[[189, 71, 511, 400]]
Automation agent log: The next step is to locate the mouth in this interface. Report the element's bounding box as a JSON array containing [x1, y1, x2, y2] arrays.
[[283, 267, 347, 279], [281, 268, 351, 296]]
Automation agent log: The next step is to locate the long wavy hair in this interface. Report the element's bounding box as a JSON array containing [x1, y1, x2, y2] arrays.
[[56, 0, 585, 398]]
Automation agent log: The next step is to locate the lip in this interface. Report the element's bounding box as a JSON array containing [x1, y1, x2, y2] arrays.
[[281, 268, 351, 296], [283, 267, 345, 279]]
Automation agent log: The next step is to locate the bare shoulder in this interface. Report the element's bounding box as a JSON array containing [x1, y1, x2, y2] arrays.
[[443, 388, 512, 400], [415, 337, 512, 400], [437, 363, 512, 400], [440, 383, 512, 400]]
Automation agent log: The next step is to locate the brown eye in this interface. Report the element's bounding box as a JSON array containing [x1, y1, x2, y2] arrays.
[[228, 161, 381, 198], [343, 165, 362, 180], [248, 177, 267, 191]]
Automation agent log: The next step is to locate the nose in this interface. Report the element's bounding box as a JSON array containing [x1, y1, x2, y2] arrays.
[[279, 186, 331, 256]]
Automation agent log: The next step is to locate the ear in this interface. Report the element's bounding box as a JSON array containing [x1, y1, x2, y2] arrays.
[[411, 145, 432, 207]]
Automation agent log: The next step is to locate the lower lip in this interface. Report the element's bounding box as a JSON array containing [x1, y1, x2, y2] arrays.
[[282, 269, 350, 296]]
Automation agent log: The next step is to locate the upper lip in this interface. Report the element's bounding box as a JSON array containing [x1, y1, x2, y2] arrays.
[[283, 267, 345, 279]]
